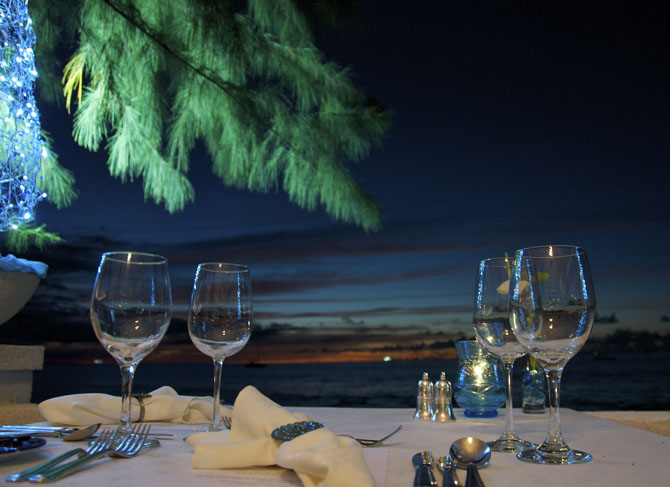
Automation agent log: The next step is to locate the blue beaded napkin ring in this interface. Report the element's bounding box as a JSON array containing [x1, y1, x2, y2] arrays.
[[271, 421, 324, 442]]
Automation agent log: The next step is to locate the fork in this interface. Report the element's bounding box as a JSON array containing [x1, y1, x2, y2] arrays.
[[27, 424, 151, 483], [6, 429, 113, 483], [340, 425, 403, 447], [221, 416, 401, 447]]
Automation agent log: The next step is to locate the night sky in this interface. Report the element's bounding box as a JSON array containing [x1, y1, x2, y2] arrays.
[[6, 1, 669, 356]]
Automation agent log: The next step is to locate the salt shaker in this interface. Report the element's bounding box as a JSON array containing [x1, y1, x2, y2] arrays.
[[431, 371, 456, 422], [413, 372, 433, 420]]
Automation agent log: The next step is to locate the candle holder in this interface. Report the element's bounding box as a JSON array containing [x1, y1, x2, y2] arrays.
[[452, 340, 505, 417]]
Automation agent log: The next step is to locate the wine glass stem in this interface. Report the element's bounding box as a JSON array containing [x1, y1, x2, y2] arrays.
[[544, 367, 565, 447], [119, 364, 136, 430], [502, 360, 515, 436], [210, 359, 224, 430]]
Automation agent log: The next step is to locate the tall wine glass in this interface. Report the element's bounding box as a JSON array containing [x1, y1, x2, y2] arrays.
[[509, 245, 595, 464], [90, 251, 172, 434], [473, 257, 536, 452], [188, 263, 252, 431]]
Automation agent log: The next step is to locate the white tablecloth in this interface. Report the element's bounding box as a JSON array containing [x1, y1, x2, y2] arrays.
[[1, 408, 668, 486]]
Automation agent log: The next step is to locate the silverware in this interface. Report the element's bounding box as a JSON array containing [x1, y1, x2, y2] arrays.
[[412, 451, 438, 487], [27, 424, 152, 483], [0, 424, 101, 442], [449, 437, 491, 487], [437, 455, 460, 487], [341, 425, 403, 447], [7, 438, 96, 482]]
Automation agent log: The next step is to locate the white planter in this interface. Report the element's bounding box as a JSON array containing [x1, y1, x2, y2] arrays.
[[0, 269, 40, 325], [0, 257, 47, 403]]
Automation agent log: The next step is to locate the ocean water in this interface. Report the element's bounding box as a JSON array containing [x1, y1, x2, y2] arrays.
[[32, 352, 670, 410]]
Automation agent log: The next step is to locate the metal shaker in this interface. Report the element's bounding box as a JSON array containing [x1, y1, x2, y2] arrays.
[[431, 371, 456, 421], [413, 372, 434, 420]]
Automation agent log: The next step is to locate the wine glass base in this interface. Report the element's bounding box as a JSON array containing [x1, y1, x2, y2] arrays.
[[206, 424, 226, 432], [115, 424, 133, 435], [517, 446, 593, 465], [488, 437, 537, 453]]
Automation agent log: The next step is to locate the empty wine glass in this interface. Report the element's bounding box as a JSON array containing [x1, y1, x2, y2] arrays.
[[509, 245, 596, 464], [90, 251, 172, 434], [473, 257, 536, 452], [188, 263, 252, 431]]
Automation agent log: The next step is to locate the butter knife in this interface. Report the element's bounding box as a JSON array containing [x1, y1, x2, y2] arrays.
[[412, 451, 438, 487], [438, 455, 460, 487]]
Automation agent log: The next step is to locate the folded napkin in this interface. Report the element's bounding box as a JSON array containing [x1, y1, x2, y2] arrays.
[[39, 386, 213, 425], [187, 386, 375, 487]]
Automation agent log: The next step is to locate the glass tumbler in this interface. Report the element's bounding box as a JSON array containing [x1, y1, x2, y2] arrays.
[[453, 340, 505, 417]]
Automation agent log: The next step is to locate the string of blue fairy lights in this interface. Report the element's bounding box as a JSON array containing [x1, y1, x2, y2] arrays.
[[0, 0, 47, 232]]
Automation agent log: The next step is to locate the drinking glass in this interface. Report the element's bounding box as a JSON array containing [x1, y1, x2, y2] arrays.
[[90, 252, 172, 433], [509, 245, 596, 464], [473, 257, 536, 452], [188, 263, 252, 431]]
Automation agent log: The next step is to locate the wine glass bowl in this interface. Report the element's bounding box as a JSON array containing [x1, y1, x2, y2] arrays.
[[474, 320, 526, 362], [188, 262, 252, 431], [473, 257, 535, 452], [509, 245, 595, 464], [90, 251, 172, 432]]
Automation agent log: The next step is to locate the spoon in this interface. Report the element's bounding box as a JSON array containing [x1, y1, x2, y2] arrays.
[[449, 437, 491, 487], [437, 455, 460, 487], [61, 423, 102, 441]]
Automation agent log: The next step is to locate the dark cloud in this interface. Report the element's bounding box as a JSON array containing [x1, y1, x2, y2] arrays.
[[255, 305, 471, 321]]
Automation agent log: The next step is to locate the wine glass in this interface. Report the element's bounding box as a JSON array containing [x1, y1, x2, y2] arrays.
[[473, 257, 536, 452], [188, 263, 252, 431], [509, 245, 596, 464], [90, 251, 172, 433]]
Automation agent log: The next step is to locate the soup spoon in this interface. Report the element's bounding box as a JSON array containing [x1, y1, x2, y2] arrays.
[[449, 437, 491, 487]]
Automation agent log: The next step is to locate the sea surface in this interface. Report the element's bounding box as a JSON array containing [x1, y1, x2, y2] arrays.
[[32, 352, 670, 410]]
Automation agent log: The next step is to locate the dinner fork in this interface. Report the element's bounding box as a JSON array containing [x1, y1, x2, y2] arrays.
[[221, 416, 402, 447], [340, 425, 403, 447], [5, 429, 114, 483], [28, 424, 151, 483]]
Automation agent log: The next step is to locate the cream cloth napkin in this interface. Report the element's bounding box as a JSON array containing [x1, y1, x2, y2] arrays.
[[187, 386, 375, 487], [39, 386, 213, 425]]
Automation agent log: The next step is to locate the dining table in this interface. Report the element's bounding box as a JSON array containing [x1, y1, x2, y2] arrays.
[[1, 407, 668, 486]]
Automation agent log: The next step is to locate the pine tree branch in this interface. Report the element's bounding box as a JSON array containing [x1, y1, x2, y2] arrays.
[[34, 0, 390, 231]]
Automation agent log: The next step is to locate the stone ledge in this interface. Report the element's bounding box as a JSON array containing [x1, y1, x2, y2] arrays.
[[0, 344, 45, 403], [0, 344, 45, 371], [586, 410, 670, 437], [0, 402, 43, 425]]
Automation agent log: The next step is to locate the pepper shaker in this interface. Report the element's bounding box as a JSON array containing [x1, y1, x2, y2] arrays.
[[431, 371, 456, 422], [413, 372, 433, 420]]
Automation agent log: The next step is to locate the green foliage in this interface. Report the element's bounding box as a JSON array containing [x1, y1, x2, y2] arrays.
[[31, 0, 391, 231], [38, 133, 78, 209], [3, 224, 63, 253]]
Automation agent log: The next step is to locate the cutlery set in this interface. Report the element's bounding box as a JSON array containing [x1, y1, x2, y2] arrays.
[[413, 438, 490, 487], [3, 423, 157, 483], [3, 419, 489, 485]]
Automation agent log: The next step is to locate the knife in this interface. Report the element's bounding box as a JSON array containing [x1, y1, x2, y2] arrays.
[[412, 451, 438, 487], [0, 425, 73, 431], [440, 456, 460, 487]]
